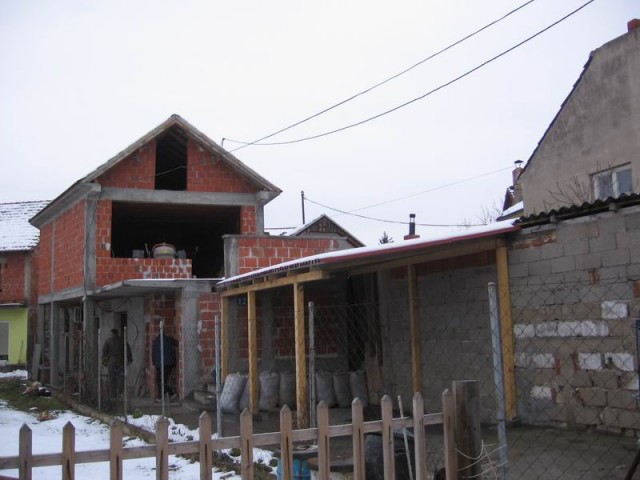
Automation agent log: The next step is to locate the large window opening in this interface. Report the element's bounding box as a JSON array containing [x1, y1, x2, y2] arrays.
[[155, 126, 188, 191], [110, 202, 240, 278]]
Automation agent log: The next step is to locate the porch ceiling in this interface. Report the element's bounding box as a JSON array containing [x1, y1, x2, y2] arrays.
[[89, 279, 203, 299]]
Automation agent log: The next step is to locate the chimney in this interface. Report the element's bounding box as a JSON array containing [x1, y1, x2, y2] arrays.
[[628, 19, 640, 32], [511, 160, 524, 204], [404, 213, 420, 240]]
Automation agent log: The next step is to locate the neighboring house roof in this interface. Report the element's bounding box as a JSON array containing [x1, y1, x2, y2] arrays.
[[32, 114, 282, 226], [0, 201, 49, 252], [218, 219, 518, 289], [498, 201, 524, 221], [517, 192, 640, 226], [290, 214, 365, 247]]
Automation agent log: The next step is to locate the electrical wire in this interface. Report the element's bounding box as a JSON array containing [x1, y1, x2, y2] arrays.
[[304, 195, 484, 227], [223, 0, 538, 151], [228, 0, 596, 148]]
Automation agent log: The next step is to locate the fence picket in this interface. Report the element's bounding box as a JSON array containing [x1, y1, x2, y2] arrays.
[[110, 419, 124, 480], [62, 422, 75, 480], [381, 395, 394, 480], [1, 388, 463, 480], [412, 393, 426, 480], [155, 416, 169, 480], [317, 401, 330, 480], [352, 398, 365, 480], [19, 423, 32, 480], [279, 406, 293, 480], [199, 412, 212, 480], [240, 408, 254, 479]]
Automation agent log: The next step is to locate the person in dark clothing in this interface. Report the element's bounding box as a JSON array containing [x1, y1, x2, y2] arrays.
[[152, 333, 178, 400], [102, 329, 132, 399]]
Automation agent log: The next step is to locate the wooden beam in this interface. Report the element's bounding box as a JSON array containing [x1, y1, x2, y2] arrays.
[[221, 297, 229, 380], [496, 240, 517, 420], [247, 291, 259, 414], [294, 282, 309, 428], [408, 265, 422, 394], [220, 270, 329, 297]]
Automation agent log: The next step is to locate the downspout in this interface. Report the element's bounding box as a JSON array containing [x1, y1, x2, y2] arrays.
[[49, 220, 56, 387]]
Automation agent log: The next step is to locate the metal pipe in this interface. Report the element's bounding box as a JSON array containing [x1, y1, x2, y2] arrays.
[[97, 327, 102, 412], [301, 191, 306, 225], [160, 320, 165, 416], [123, 325, 128, 420], [488, 282, 509, 480], [215, 314, 223, 437]]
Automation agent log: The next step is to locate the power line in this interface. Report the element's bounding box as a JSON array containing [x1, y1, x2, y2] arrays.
[[228, 0, 596, 148], [303, 196, 483, 228], [266, 164, 513, 230], [223, 0, 537, 151], [344, 166, 513, 214]]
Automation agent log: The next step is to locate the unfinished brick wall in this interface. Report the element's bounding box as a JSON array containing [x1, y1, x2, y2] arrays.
[[145, 294, 177, 399], [0, 251, 28, 304], [234, 236, 342, 274], [198, 292, 221, 372], [36, 201, 86, 295], [97, 143, 156, 189], [187, 140, 257, 193]]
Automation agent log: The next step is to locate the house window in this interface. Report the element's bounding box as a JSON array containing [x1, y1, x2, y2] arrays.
[[0, 322, 8, 361], [591, 165, 632, 199]]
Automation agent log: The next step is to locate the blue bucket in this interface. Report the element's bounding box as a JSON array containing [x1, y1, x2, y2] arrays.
[[276, 457, 311, 480]]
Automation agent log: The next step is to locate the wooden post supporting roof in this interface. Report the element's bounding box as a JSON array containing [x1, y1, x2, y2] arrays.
[[247, 291, 259, 414], [408, 264, 422, 394], [221, 297, 229, 380], [294, 282, 309, 428], [496, 240, 516, 420]]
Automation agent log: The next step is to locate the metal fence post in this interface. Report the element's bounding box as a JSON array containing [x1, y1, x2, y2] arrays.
[[488, 282, 509, 480], [215, 314, 223, 437], [123, 325, 128, 420], [97, 327, 102, 412], [160, 320, 165, 416]]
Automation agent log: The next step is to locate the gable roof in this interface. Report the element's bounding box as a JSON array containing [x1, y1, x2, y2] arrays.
[[0, 201, 49, 252], [81, 114, 281, 193], [32, 115, 281, 226], [290, 214, 365, 247]]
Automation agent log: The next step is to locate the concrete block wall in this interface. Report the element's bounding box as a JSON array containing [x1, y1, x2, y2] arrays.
[[380, 253, 498, 420], [509, 206, 640, 432]]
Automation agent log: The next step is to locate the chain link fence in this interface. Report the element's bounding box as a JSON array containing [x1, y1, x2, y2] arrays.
[[218, 265, 639, 479]]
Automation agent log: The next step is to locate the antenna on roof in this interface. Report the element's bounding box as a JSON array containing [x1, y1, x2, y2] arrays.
[[301, 191, 306, 224]]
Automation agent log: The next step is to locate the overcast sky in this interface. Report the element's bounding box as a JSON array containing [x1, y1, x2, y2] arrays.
[[0, 1, 636, 245]]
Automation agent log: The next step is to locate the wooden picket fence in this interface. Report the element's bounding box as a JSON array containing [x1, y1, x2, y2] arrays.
[[0, 388, 473, 480]]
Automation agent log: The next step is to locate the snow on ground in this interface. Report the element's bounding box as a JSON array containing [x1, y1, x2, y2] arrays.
[[0, 369, 28, 380], [0, 371, 276, 479]]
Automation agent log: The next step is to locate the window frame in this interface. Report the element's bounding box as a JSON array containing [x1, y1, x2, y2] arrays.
[[591, 164, 632, 199]]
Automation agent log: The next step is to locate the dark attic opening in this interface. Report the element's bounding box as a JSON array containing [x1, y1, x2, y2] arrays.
[[110, 201, 241, 278], [155, 126, 187, 191]]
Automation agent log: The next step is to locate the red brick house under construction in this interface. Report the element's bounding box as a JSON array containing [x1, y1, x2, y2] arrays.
[[28, 114, 354, 406]]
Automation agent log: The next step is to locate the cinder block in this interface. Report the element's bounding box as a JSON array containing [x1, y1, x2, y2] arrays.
[[551, 256, 576, 274], [571, 371, 593, 388], [608, 390, 638, 409], [529, 260, 551, 275], [514, 324, 535, 338], [531, 353, 555, 369], [576, 387, 607, 407], [601, 301, 629, 320], [574, 405, 601, 426], [530, 385, 553, 400], [591, 371, 619, 389], [578, 353, 603, 370], [578, 321, 609, 337], [601, 406, 640, 429], [604, 353, 635, 372]]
